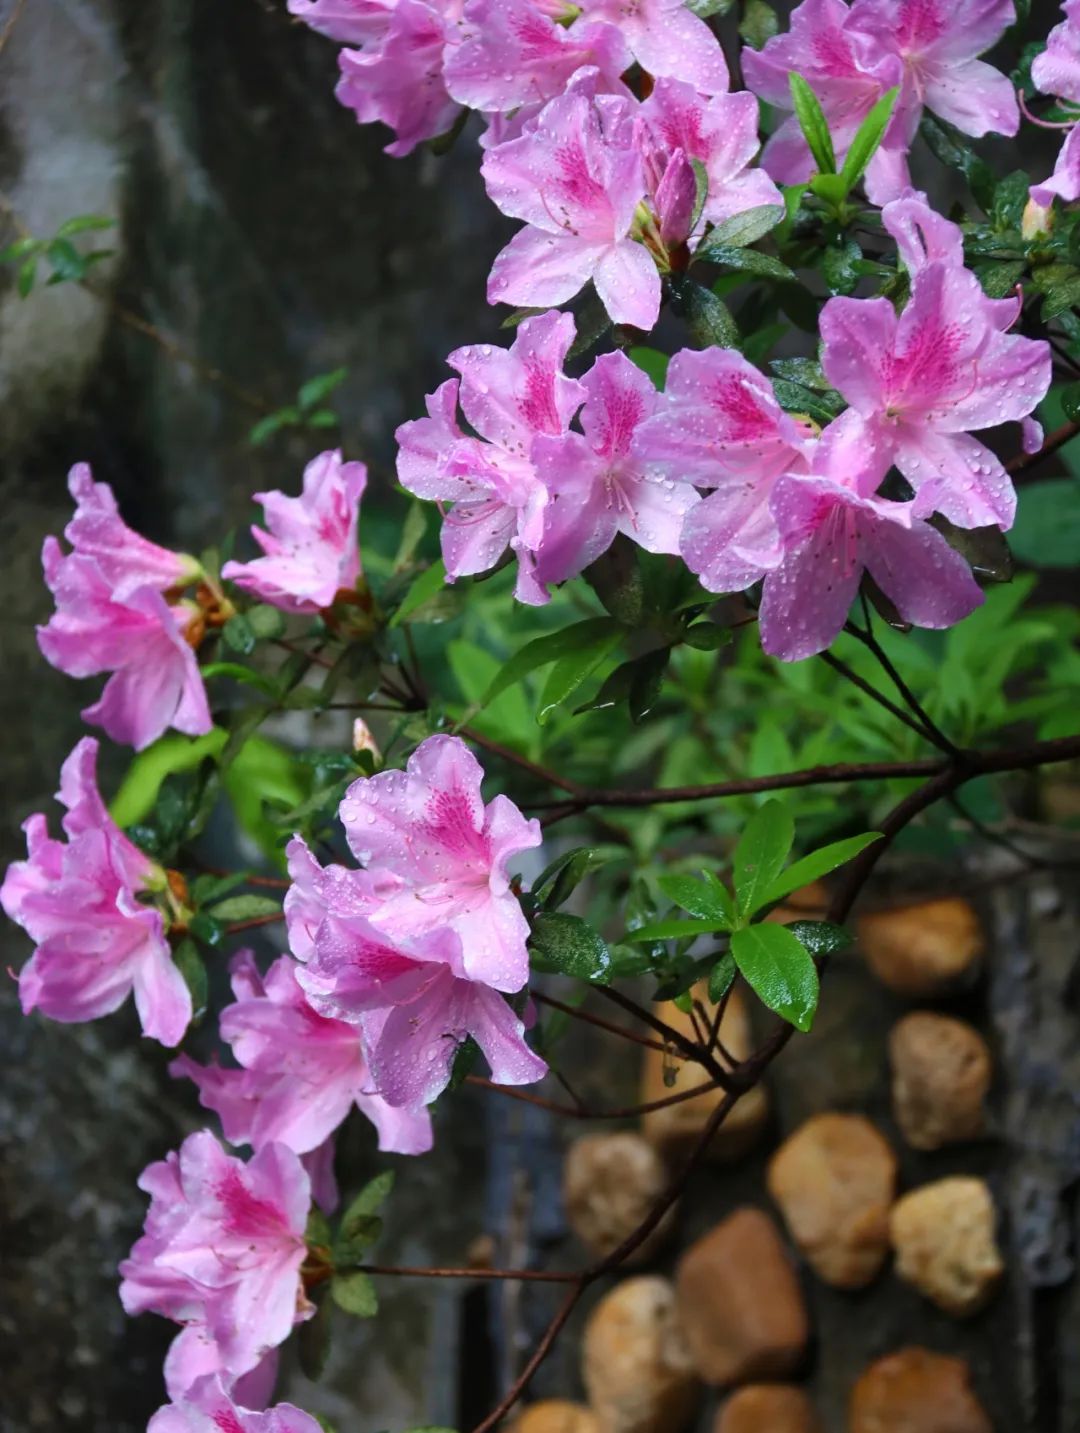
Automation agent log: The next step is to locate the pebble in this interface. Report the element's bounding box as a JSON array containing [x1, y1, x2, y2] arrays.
[[767, 1113, 898, 1288], [640, 986, 768, 1163], [888, 1013, 991, 1150], [582, 1276, 699, 1433], [675, 1207, 809, 1386], [889, 1178, 1004, 1317], [858, 898, 983, 996], [849, 1347, 992, 1432], [563, 1132, 674, 1263], [714, 1384, 822, 1433], [512, 1402, 600, 1433]]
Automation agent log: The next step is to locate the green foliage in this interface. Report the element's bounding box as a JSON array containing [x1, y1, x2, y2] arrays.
[[529, 912, 611, 981], [730, 923, 819, 1032], [789, 74, 836, 176], [248, 367, 348, 446], [0, 213, 115, 295]]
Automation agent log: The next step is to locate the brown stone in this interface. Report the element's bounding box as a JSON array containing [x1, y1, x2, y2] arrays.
[[582, 1276, 698, 1433], [767, 1113, 897, 1288], [563, 1132, 674, 1264], [889, 1013, 991, 1150], [889, 1178, 1004, 1317], [512, 1402, 601, 1433], [849, 1347, 992, 1432], [858, 898, 983, 997], [675, 1207, 809, 1386], [640, 986, 768, 1163], [765, 881, 830, 924], [715, 1385, 822, 1433]]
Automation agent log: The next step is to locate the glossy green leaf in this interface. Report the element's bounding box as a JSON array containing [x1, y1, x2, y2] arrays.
[[668, 273, 740, 348], [700, 244, 796, 281], [625, 915, 728, 942], [838, 86, 899, 193], [657, 873, 735, 926], [389, 559, 447, 626], [707, 952, 737, 1004], [785, 919, 853, 959], [733, 800, 795, 916], [172, 938, 208, 1025], [761, 831, 882, 906], [730, 923, 819, 1031], [206, 893, 282, 922], [705, 204, 785, 251], [483, 616, 621, 706], [789, 74, 836, 175], [331, 1270, 378, 1318], [529, 912, 611, 981], [538, 628, 624, 723]]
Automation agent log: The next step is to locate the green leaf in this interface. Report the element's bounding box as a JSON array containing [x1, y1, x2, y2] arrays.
[[625, 916, 728, 942], [738, 0, 778, 47], [342, 1171, 395, 1226], [919, 114, 996, 211], [246, 603, 287, 639], [822, 237, 862, 295], [730, 923, 819, 1032], [297, 1296, 333, 1380], [54, 213, 115, 237], [529, 912, 611, 981], [172, 938, 208, 1025], [1061, 382, 1080, 425], [306, 1207, 333, 1247], [482, 616, 621, 706], [0, 236, 38, 263], [331, 1270, 378, 1318], [17, 255, 37, 296], [682, 621, 731, 650], [668, 273, 740, 348], [769, 357, 831, 390], [689, 157, 709, 237], [771, 377, 843, 426], [657, 873, 735, 926], [206, 893, 282, 922], [733, 799, 795, 916], [975, 259, 1026, 299], [1009, 478, 1080, 567], [201, 661, 280, 695], [538, 627, 624, 723], [704, 204, 785, 251], [786, 919, 853, 959], [248, 409, 298, 446], [700, 244, 796, 281], [628, 345, 670, 388], [628, 646, 671, 723], [707, 952, 737, 1004], [389, 559, 446, 626], [222, 613, 256, 655], [44, 237, 87, 282], [533, 847, 599, 909], [110, 729, 229, 828], [761, 832, 882, 906], [298, 367, 348, 411], [838, 86, 899, 193], [568, 287, 613, 360], [789, 74, 836, 175]]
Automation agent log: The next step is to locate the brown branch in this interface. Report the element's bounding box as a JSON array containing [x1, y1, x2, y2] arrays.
[[355, 1262, 578, 1284], [596, 985, 741, 1092], [465, 1073, 722, 1121], [531, 989, 671, 1055], [461, 726, 585, 796], [225, 913, 284, 934]]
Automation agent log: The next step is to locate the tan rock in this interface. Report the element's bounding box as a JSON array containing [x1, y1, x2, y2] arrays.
[[640, 986, 768, 1163], [675, 1207, 809, 1386], [767, 1113, 897, 1289], [563, 1132, 674, 1264], [889, 1178, 1003, 1317], [858, 898, 983, 997], [715, 1385, 822, 1433], [889, 1013, 991, 1150], [582, 1276, 698, 1433], [849, 1347, 992, 1433], [512, 1402, 601, 1433]]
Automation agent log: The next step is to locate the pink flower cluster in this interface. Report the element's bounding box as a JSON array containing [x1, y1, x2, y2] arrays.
[[38, 465, 211, 751], [1029, 1, 1080, 208], [1, 737, 192, 1045], [398, 195, 1051, 659], [150, 1375, 321, 1433], [744, 0, 1020, 204]]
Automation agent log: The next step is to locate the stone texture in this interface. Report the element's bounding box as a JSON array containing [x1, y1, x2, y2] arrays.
[[674, 1207, 809, 1387], [848, 1348, 993, 1433], [889, 1178, 1004, 1317], [513, 1402, 601, 1433], [889, 1013, 991, 1151], [563, 1132, 674, 1263], [858, 899, 984, 997], [582, 1276, 698, 1433], [767, 1113, 897, 1289], [640, 987, 768, 1163], [714, 1385, 822, 1433]]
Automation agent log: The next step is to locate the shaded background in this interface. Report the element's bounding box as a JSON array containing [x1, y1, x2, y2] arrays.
[[1, 2, 1079, 1430]]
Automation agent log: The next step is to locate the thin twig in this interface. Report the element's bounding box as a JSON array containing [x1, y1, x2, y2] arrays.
[[530, 990, 670, 1055], [465, 1074, 722, 1121]]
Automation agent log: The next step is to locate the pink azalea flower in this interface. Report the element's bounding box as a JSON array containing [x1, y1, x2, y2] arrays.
[[38, 543, 212, 750], [481, 72, 659, 328], [579, 0, 729, 94], [335, 0, 461, 156], [819, 262, 1052, 529], [527, 350, 699, 595], [1030, 3, 1080, 206], [222, 450, 367, 615], [743, 0, 903, 199], [119, 1132, 312, 1400], [339, 734, 541, 990], [1, 738, 191, 1046], [395, 310, 585, 600], [746, 0, 1018, 203], [637, 78, 783, 232], [288, 837, 548, 1107], [288, 0, 397, 44], [172, 949, 433, 1162], [444, 0, 631, 113], [758, 420, 984, 661], [63, 463, 201, 600], [150, 1375, 322, 1433], [633, 347, 814, 593]]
